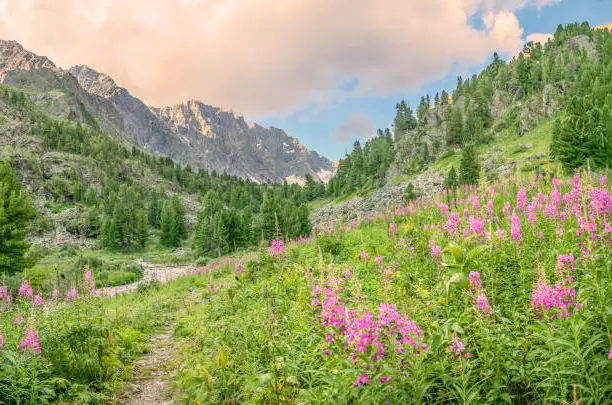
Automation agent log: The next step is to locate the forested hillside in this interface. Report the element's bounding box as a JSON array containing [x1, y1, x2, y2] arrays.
[[326, 23, 612, 202], [0, 84, 317, 265]]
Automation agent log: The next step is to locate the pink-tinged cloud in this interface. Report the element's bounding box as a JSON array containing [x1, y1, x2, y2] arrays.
[[526, 32, 554, 44], [332, 114, 376, 143], [0, 0, 549, 116]]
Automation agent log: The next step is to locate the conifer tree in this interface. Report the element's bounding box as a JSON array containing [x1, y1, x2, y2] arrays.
[[159, 200, 174, 248], [170, 196, 186, 245], [148, 190, 161, 228], [447, 106, 464, 146], [0, 161, 35, 275], [459, 146, 481, 185]]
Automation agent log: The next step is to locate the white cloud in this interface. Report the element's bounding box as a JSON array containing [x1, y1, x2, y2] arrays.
[[0, 0, 558, 116], [527, 32, 554, 44], [332, 114, 376, 143]]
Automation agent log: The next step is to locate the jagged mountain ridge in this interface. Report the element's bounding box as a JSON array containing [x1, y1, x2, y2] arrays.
[[0, 40, 334, 183]]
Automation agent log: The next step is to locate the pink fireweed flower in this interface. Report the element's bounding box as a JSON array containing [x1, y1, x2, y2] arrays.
[[33, 293, 43, 307], [65, 288, 78, 302], [19, 328, 41, 355], [429, 240, 441, 258], [440, 203, 448, 215], [531, 277, 576, 319], [475, 295, 493, 315], [444, 212, 460, 234], [18, 279, 33, 300], [360, 251, 370, 261], [13, 314, 24, 325], [527, 205, 537, 224], [556, 253, 575, 272], [374, 256, 384, 266], [510, 212, 522, 243], [472, 196, 480, 212], [545, 204, 558, 219], [517, 188, 529, 211], [344, 268, 352, 279], [486, 200, 494, 216], [495, 229, 506, 240], [502, 201, 511, 216], [51, 288, 59, 300], [469, 271, 482, 289], [235, 263, 245, 278], [608, 347, 612, 360], [85, 271, 92, 282], [270, 239, 286, 258], [463, 208, 470, 217], [552, 178, 560, 188], [449, 335, 465, 358], [468, 216, 485, 236], [600, 175, 606, 188], [380, 376, 393, 383], [0, 333, 3, 351], [353, 373, 370, 387], [389, 223, 397, 235]]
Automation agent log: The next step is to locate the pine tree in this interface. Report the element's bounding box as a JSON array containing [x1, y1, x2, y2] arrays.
[[160, 200, 174, 247], [136, 211, 148, 249], [447, 106, 464, 146], [404, 183, 418, 202], [193, 190, 222, 256], [297, 204, 311, 236], [459, 146, 480, 185], [73, 182, 85, 203], [170, 196, 186, 245], [444, 166, 459, 207], [100, 218, 118, 250], [148, 191, 161, 228], [0, 161, 36, 275]]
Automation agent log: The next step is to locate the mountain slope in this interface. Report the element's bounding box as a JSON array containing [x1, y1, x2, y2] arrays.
[[0, 40, 334, 183], [317, 22, 611, 225]]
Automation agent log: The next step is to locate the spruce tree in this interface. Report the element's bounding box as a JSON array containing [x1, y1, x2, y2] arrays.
[[459, 146, 481, 185], [170, 196, 186, 246], [0, 161, 35, 275], [101, 218, 118, 250], [73, 182, 85, 203], [447, 106, 464, 146], [148, 191, 161, 228], [160, 200, 174, 247]]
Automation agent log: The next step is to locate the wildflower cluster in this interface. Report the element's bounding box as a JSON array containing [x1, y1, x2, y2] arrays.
[[468, 271, 493, 317], [311, 276, 425, 388], [270, 239, 286, 258]]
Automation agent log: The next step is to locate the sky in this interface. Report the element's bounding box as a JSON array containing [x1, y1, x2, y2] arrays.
[[0, 0, 610, 161]]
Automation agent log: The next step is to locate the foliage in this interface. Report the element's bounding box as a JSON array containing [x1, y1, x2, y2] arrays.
[[173, 171, 612, 403], [0, 160, 36, 275], [459, 145, 480, 185], [327, 130, 394, 198]]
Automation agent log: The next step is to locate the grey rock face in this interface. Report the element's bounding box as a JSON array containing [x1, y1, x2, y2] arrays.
[[0, 40, 334, 183], [312, 170, 445, 226]]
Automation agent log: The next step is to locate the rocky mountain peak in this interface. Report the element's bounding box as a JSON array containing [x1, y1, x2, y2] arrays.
[[0, 39, 56, 80], [0, 39, 334, 183], [68, 65, 124, 99]]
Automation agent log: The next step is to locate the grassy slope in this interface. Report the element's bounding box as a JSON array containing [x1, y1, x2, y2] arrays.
[[172, 171, 611, 404], [3, 171, 611, 403]]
